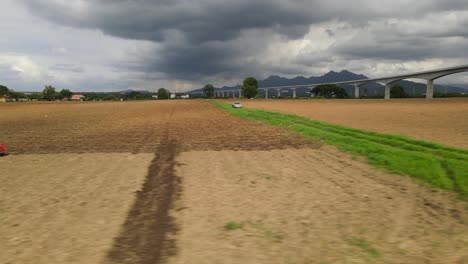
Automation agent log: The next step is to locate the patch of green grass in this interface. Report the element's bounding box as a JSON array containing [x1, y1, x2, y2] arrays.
[[224, 221, 243, 231], [215, 102, 468, 196], [350, 238, 381, 258]]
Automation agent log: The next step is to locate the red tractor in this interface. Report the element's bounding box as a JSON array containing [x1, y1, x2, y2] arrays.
[[0, 144, 6, 156]]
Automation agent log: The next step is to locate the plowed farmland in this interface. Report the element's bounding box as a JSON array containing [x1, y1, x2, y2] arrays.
[[239, 98, 468, 149], [0, 101, 310, 154], [1, 100, 467, 264]]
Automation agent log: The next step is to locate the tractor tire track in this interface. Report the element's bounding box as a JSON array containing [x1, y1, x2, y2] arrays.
[[107, 106, 181, 264]]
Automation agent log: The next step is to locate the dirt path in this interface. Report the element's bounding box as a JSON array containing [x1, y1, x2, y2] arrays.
[[106, 107, 181, 264], [239, 98, 468, 149], [107, 138, 180, 264], [168, 147, 468, 264]]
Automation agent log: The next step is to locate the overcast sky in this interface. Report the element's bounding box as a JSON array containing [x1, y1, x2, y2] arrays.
[[1, 0, 467, 92]]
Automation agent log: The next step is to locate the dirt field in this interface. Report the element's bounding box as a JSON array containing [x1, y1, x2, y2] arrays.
[[0, 153, 153, 264], [1, 100, 467, 264], [0, 101, 311, 264], [239, 98, 468, 149], [0, 101, 310, 154], [169, 148, 467, 264]]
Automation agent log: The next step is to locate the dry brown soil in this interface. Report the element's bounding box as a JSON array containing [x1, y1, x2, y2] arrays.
[[238, 98, 468, 149], [0, 100, 467, 264], [0, 100, 309, 154], [0, 153, 153, 264], [169, 148, 468, 264], [0, 101, 310, 264]]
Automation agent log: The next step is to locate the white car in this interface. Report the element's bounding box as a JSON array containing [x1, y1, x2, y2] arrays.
[[232, 102, 242, 108]]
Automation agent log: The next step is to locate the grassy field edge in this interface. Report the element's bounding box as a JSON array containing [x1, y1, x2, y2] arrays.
[[215, 101, 468, 196]]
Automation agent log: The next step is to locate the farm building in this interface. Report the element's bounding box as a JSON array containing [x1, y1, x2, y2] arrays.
[[70, 94, 85, 101], [0, 97, 5, 103]]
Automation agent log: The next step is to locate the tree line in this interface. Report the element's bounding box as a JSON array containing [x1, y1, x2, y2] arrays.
[[1, 81, 426, 102], [0, 84, 172, 101], [0, 84, 74, 101], [42, 85, 73, 100]]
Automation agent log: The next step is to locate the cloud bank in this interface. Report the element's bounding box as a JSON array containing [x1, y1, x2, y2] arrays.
[[1, 0, 467, 91]]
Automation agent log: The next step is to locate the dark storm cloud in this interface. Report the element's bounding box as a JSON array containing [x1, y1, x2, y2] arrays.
[[20, 0, 337, 79], [152, 44, 235, 76], [21, 1, 468, 42], [20, 0, 325, 43], [333, 35, 468, 60], [19, 0, 468, 81]]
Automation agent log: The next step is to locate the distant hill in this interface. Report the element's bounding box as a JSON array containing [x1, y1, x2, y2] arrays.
[[118, 89, 153, 94], [189, 70, 466, 97]]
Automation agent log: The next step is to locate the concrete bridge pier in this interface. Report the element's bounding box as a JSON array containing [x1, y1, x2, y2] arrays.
[[239, 90, 242, 98], [265, 89, 269, 99], [232, 91, 235, 98], [277, 88, 281, 98], [292, 88, 297, 98], [426, 79, 434, 99], [384, 84, 391, 100], [354, 84, 360, 98]]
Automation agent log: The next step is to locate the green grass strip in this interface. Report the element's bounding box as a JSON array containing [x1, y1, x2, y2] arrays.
[[215, 102, 468, 196]]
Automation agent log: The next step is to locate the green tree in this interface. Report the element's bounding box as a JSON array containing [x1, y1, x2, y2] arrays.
[[157, 88, 170, 99], [59, 89, 73, 99], [27, 93, 43, 100], [125, 91, 152, 100], [312, 84, 348, 98], [242, 77, 258, 99], [103, 94, 118, 101], [203, 84, 215, 98], [0, 85, 9, 96], [390, 85, 408, 98], [42, 85, 58, 101], [9, 91, 27, 100]]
